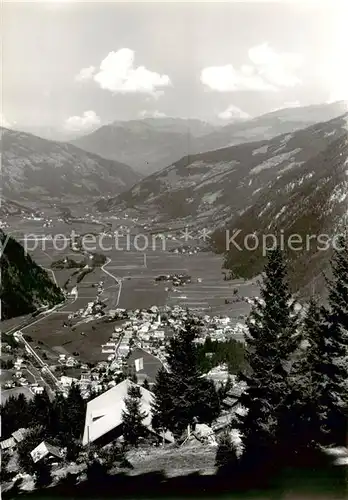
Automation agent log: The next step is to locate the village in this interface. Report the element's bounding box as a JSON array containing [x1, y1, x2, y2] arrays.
[[2, 300, 249, 401]]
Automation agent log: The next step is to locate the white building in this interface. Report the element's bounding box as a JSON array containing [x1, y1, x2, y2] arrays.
[[82, 379, 174, 446], [31, 385, 44, 395], [60, 376, 78, 387]]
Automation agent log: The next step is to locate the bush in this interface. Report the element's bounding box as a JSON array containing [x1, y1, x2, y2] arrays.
[[86, 459, 108, 482], [215, 430, 239, 472], [59, 471, 77, 488], [65, 439, 82, 462], [98, 443, 130, 471], [0, 451, 13, 483], [34, 460, 52, 488], [1, 359, 14, 369]]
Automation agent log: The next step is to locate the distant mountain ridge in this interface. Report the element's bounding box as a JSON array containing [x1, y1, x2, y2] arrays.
[[97, 112, 348, 229], [113, 117, 218, 136], [0, 230, 65, 320], [72, 102, 347, 175], [71, 118, 216, 175], [0, 127, 140, 202], [192, 101, 348, 153]]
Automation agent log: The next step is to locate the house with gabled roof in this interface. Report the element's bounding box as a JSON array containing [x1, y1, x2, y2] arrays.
[[82, 379, 174, 446]]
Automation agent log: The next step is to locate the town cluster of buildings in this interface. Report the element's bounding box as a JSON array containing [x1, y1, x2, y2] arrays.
[[94, 305, 248, 383], [103, 305, 248, 361], [51, 303, 248, 400], [2, 350, 45, 395], [67, 297, 106, 322], [155, 273, 192, 287], [169, 244, 209, 255]]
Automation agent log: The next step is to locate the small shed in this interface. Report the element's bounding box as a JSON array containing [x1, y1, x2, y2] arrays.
[[0, 437, 16, 451], [30, 441, 63, 464], [12, 428, 28, 444]]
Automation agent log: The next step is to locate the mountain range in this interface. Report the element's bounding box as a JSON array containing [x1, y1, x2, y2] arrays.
[[72, 101, 348, 175], [97, 112, 348, 227], [2, 101, 348, 297], [218, 132, 348, 296], [3, 102, 347, 205], [0, 127, 140, 202], [72, 117, 217, 175]]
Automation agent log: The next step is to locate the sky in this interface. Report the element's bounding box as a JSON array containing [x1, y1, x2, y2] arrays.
[[2, 0, 348, 135]]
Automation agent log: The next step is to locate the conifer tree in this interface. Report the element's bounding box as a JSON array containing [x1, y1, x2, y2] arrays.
[[29, 389, 54, 433], [151, 367, 173, 434], [51, 391, 67, 441], [215, 430, 239, 473], [320, 235, 348, 444], [122, 384, 148, 447], [0, 451, 12, 483], [51, 385, 86, 445], [279, 299, 326, 458], [152, 318, 221, 436], [65, 383, 86, 440], [142, 378, 150, 391], [218, 376, 233, 401], [1, 393, 30, 438], [238, 248, 300, 466]]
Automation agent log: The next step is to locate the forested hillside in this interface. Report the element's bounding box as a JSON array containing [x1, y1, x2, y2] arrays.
[[0, 230, 64, 320]]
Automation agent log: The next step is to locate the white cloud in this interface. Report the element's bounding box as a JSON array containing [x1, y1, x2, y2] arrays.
[[201, 42, 303, 92], [76, 48, 171, 96], [201, 65, 276, 92], [75, 66, 96, 82], [139, 110, 167, 118], [218, 105, 250, 120], [248, 43, 303, 88], [64, 110, 101, 132]]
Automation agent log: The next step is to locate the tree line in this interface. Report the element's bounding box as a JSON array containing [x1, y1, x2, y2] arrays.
[[1, 384, 86, 446], [196, 337, 246, 374]]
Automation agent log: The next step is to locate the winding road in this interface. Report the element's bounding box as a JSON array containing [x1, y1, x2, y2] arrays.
[[101, 257, 123, 308], [4, 295, 78, 393]]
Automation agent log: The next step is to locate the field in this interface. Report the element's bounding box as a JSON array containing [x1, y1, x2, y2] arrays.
[[16, 308, 118, 364], [3, 215, 260, 363], [97, 244, 259, 319], [0, 370, 34, 403]]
